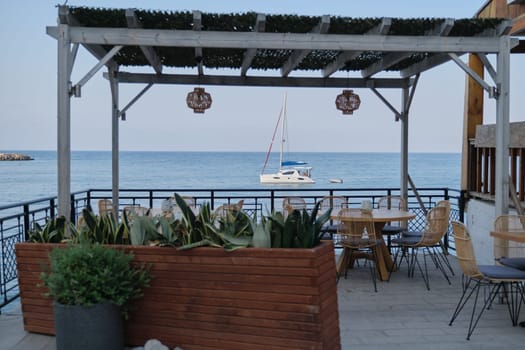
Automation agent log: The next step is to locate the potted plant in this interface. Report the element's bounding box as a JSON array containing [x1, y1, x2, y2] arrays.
[[40, 242, 151, 350]]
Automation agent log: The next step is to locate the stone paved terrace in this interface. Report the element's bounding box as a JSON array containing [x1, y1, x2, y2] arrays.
[[1, 254, 525, 349]]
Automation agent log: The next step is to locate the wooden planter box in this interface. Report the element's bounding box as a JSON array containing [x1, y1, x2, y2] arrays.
[[16, 241, 340, 350]]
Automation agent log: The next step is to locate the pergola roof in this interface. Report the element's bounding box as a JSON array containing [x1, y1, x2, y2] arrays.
[[48, 5, 518, 220], [51, 6, 514, 88]]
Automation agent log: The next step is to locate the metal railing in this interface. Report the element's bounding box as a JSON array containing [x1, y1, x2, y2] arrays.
[[0, 187, 464, 309]]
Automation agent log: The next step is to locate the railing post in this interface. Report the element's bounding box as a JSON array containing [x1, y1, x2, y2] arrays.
[[149, 191, 154, 209], [70, 194, 76, 223], [23, 204, 30, 241], [459, 190, 467, 222], [211, 191, 215, 210], [270, 190, 275, 212], [50, 199, 55, 219], [86, 190, 92, 212]]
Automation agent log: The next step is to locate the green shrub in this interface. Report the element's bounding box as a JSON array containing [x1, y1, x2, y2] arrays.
[[40, 243, 151, 317]]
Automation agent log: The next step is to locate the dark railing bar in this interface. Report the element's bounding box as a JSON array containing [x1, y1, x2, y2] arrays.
[[0, 187, 462, 310]]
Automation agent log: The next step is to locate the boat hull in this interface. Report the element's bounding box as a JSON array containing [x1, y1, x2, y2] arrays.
[[260, 171, 315, 184]]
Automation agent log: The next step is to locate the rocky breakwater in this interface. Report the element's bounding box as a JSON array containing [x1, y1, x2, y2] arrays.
[[0, 153, 33, 161]]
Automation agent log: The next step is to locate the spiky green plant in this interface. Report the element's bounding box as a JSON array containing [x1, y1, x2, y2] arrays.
[[268, 202, 331, 248], [28, 216, 78, 243], [78, 209, 126, 244]]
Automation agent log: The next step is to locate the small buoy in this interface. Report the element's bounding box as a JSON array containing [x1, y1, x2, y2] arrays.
[[329, 178, 343, 184]]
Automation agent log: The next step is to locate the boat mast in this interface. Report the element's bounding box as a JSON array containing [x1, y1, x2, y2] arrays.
[[279, 93, 287, 171], [260, 93, 286, 175]]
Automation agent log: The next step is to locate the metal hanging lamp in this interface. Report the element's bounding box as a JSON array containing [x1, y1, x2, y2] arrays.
[[335, 89, 361, 115], [186, 87, 212, 113]]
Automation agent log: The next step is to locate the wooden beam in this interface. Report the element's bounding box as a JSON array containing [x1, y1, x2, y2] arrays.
[[50, 26, 510, 53], [281, 15, 330, 77], [109, 71, 412, 88], [57, 5, 118, 71], [193, 11, 203, 76], [322, 18, 392, 78], [399, 20, 515, 78], [475, 53, 497, 83], [75, 45, 123, 92], [399, 53, 454, 78], [449, 53, 493, 95], [362, 19, 454, 78], [125, 9, 163, 74], [511, 14, 525, 35], [241, 14, 266, 77]]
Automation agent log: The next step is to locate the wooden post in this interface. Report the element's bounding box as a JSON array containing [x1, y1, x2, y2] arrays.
[[461, 54, 484, 192], [495, 36, 511, 216], [57, 24, 71, 219], [109, 68, 120, 218], [493, 36, 511, 260], [400, 86, 409, 205]]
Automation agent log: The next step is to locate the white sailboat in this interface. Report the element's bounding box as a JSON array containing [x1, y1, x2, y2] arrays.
[[260, 94, 315, 184]]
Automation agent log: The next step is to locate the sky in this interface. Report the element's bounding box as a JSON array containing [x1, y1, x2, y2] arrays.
[[1, 0, 524, 153]]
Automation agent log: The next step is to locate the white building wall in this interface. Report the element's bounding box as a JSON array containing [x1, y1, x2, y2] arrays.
[[464, 199, 518, 265]]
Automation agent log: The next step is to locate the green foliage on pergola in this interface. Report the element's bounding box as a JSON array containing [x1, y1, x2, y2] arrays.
[[69, 6, 504, 72]]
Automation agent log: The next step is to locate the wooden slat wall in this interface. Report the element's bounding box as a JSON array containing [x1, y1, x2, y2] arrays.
[[15, 242, 341, 350], [469, 145, 525, 202]]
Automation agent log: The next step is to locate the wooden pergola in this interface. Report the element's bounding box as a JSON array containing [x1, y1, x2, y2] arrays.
[[46, 5, 519, 219]]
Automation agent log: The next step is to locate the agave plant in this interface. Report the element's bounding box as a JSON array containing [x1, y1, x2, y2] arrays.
[[250, 216, 271, 248], [203, 209, 254, 251], [78, 209, 126, 244], [28, 216, 77, 243], [268, 202, 331, 248]]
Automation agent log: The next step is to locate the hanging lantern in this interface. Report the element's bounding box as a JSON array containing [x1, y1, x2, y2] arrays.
[[186, 87, 212, 113], [335, 89, 361, 115]]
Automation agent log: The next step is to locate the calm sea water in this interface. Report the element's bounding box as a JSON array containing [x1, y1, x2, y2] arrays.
[[0, 151, 460, 207]]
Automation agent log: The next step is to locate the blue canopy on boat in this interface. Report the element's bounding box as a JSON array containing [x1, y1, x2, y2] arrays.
[[281, 160, 308, 167]]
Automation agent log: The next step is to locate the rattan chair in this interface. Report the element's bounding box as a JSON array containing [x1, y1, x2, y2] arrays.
[[377, 196, 406, 251], [170, 195, 197, 208], [402, 200, 454, 277], [337, 208, 381, 292], [170, 195, 198, 218], [282, 197, 307, 218], [123, 205, 148, 222], [319, 196, 347, 239], [214, 200, 244, 218], [390, 205, 450, 290], [449, 221, 525, 340], [98, 199, 113, 217], [494, 215, 525, 270]]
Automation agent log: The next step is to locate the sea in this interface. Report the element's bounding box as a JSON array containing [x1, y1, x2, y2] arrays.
[[0, 151, 461, 207]]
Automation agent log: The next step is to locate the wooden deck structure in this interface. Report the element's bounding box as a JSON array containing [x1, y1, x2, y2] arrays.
[[46, 5, 517, 221], [469, 121, 525, 202], [463, 0, 525, 208]]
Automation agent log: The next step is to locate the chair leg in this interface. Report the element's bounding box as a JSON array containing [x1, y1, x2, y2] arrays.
[[412, 248, 430, 291], [408, 247, 418, 278], [427, 246, 451, 285], [449, 278, 486, 340], [502, 282, 525, 326], [369, 247, 378, 292], [449, 278, 477, 327], [450, 279, 508, 340], [437, 241, 455, 276], [388, 243, 404, 280]]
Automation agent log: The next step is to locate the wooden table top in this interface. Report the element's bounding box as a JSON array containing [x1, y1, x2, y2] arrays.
[[331, 209, 415, 223], [490, 230, 525, 243]]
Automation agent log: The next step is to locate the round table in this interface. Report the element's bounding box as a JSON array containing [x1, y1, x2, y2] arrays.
[[332, 209, 416, 281]]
